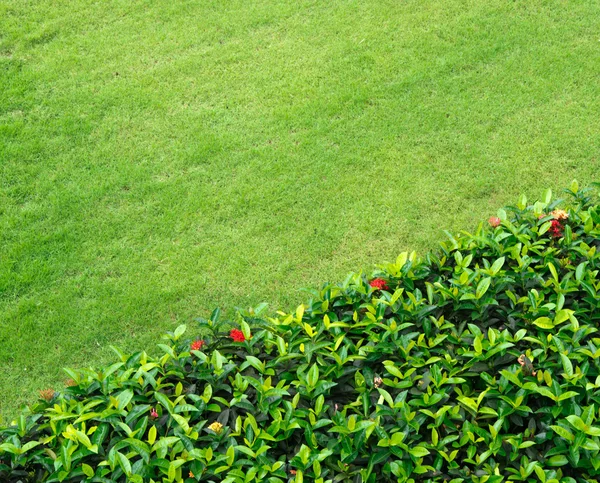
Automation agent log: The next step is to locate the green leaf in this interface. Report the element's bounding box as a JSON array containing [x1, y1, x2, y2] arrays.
[[148, 425, 157, 445], [244, 355, 265, 373], [557, 391, 578, 401], [307, 363, 319, 388], [154, 392, 173, 413], [173, 324, 186, 340], [490, 257, 505, 275], [457, 396, 479, 412], [298, 444, 310, 465], [117, 452, 132, 476], [517, 193, 528, 210], [476, 277, 491, 299], [377, 388, 395, 408], [550, 426, 574, 442], [152, 436, 180, 452], [534, 464, 546, 483], [91, 423, 110, 446], [171, 413, 190, 433], [585, 426, 600, 436], [61, 443, 72, 472], [560, 354, 573, 377], [315, 394, 324, 415], [124, 438, 150, 461], [390, 432, 405, 446], [576, 262, 587, 281], [500, 370, 522, 388], [210, 307, 221, 324], [19, 441, 40, 453], [488, 328, 496, 346], [554, 309, 572, 325], [409, 446, 430, 458], [519, 441, 536, 448], [566, 415, 587, 432], [125, 404, 151, 425], [539, 221, 552, 235], [548, 262, 559, 282], [116, 389, 133, 410], [570, 179, 579, 193], [81, 463, 94, 477], [582, 439, 600, 451], [547, 455, 568, 466], [240, 319, 252, 340], [276, 336, 287, 356], [533, 386, 557, 401], [473, 336, 483, 354], [75, 430, 94, 451], [0, 443, 19, 455], [533, 317, 554, 330], [227, 445, 235, 466], [296, 304, 305, 322]]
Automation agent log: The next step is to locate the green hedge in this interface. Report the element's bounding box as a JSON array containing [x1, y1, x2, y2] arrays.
[[3, 182, 600, 483]]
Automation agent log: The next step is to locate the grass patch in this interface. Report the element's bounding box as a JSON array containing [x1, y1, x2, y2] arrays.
[[1, 0, 600, 420]]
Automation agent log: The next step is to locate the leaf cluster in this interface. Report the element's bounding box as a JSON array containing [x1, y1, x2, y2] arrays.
[[3, 182, 600, 483]]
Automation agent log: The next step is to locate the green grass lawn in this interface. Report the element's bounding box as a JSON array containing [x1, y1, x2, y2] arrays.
[[1, 0, 599, 421]]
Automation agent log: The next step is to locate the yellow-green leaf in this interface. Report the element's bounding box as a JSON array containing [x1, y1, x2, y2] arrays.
[[81, 463, 94, 477], [473, 336, 483, 354], [147, 425, 157, 445], [533, 317, 554, 330]]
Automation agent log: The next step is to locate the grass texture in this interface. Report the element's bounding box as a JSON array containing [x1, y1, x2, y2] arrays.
[[1, 0, 600, 419]]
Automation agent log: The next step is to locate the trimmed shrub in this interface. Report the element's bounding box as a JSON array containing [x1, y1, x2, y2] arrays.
[[3, 182, 600, 483]]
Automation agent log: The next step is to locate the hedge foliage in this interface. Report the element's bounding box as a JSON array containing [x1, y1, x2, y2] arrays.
[[3, 182, 600, 483]]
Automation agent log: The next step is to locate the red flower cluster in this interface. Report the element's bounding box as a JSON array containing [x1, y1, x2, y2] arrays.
[[230, 329, 246, 342], [150, 407, 159, 418], [369, 278, 389, 291], [550, 219, 564, 238], [488, 216, 501, 228], [190, 339, 206, 351]]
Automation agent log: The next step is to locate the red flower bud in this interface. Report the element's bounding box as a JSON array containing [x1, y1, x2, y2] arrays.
[[369, 278, 389, 291], [191, 339, 205, 351], [488, 216, 501, 228], [230, 329, 246, 342], [550, 219, 563, 238]]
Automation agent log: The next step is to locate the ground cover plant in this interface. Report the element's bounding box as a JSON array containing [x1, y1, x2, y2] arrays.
[[2, 0, 600, 419], [3, 183, 600, 482]]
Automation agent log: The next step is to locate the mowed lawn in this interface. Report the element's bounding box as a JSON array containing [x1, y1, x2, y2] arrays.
[[1, 0, 600, 420]]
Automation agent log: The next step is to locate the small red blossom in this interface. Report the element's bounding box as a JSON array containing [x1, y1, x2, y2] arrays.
[[550, 219, 563, 238], [150, 407, 159, 419], [290, 470, 297, 475], [488, 216, 501, 228], [190, 339, 206, 351], [230, 329, 246, 342], [369, 278, 389, 291]]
